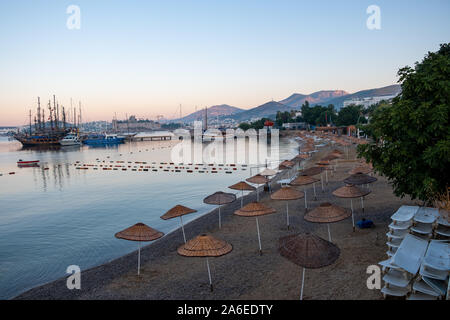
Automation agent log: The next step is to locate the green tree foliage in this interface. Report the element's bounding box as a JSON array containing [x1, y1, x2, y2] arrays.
[[238, 118, 272, 130], [357, 43, 450, 202], [301, 103, 337, 126], [335, 105, 366, 126]]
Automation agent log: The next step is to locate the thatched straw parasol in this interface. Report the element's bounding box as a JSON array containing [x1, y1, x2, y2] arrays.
[[178, 234, 232, 291], [161, 205, 197, 243], [290, 175, 319, 209], [203, 192, 236, 229], [229, 181, 256, 208], [115, 223, 164, 275], [259, 168, 277, 177], [304, 203, 351, 241], [271, 186, 305, 229], [344, 172, 377, 212], [299, 166, 324, 193], [246, 174, 269, 201], [234, 202, 276, 255], [279, 160, 295, 169], [332, 184, 371, 231], [349, 165, 373, 175], [279, 233, 340, 299]]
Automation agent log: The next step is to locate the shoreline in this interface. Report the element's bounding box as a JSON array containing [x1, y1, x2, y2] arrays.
[[15, 141, 415, 300], [13, 141, 300, 300]]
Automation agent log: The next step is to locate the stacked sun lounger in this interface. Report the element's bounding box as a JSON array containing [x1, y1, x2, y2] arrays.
[[379, 206, 450, 300]]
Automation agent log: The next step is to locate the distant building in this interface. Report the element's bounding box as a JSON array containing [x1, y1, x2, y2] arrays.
[[343, 95, 398, 109], [112, 115, 161, 132], [282, 122, 308, 130]]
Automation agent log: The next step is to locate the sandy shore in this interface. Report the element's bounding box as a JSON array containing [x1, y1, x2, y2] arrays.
[[15, 142, 415, 300]]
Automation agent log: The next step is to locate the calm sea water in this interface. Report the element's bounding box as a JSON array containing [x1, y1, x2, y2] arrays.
[[0, 135, 298, 299]]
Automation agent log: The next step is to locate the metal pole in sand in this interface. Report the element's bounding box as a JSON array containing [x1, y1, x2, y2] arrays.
[[206, 258, 213, 292], [321, 173, 324, 192], [327, 224, 332, 242], [304, 187, 308, 211], [137, 241, 141, 275], [361, 197, 364, 213], [218, 206, 222, 229], [256, 217, 262, 255], [241, 190, 244, 208], [325, 169, 328, 185], [180, 215, 187, 243], [350, 199, 355, 232], [313, 182, 317, 200], [300, 267, 306, 300], [286, 201, 290, 229]]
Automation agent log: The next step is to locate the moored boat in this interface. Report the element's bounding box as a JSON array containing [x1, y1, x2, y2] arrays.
[[17, 160, 40, 167], [60, 133, 82, 146], [83, 133, 125, 145]]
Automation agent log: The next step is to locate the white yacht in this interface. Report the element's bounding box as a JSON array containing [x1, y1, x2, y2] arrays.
[[60, 133, 82, 146]]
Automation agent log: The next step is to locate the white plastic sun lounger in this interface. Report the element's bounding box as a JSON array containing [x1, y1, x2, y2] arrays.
[[407, 293, 438, 300], [422, 240, 450, 271], [389, 220, 412, 230], [411, 222, 433, 235], [379, 257, 400, 270], [437, 215, 450, 227], [412, 279, 441, 296], [420, 264, 449, 280], [391, 205, 419, 222], [386, 228, 409, 239], [381, 284, 409, 297], [435, 225, 450, 237], [383, 269, 411, 287], [414, 207, 439, 224], [422, 276, 447, 296], [392, 234, 429, 275]]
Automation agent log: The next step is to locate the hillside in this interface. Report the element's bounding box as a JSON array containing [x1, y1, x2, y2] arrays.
[[231, 101, 293, 121], [324, 85, 401, 109], [175, 104, 243, 123], [279, 90, 349, 108]]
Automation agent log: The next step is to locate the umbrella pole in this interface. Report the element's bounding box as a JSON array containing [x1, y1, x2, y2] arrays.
[[327, 223, 332, 242], [351, 199, 355, 232], [218, 206, 221, 229], [241, 190, 243, 208], [321, 173, 324, 192], [256, 217, 262, 255], [137, 241, 141, 276], [361, 197, 364, 213], [286, 201, 289, 229], [180, 216, 187, 243], [313, 182, 317, 200], [304, 187, 308, 211], [300, 267, 305, 300], [206, 258, 213, 292], [325, 169, 328, 185], [256, 186, 259, 202]]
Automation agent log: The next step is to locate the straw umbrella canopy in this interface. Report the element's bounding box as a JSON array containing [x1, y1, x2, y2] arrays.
[[115, 223, 164, 275], [161, 205, 197, 243], [234, 202, 276, 255], [229, 181, 256, 208], [279, 233, 340, 299], [259, 168, 277, 177], [290, 175, 319, 209], [203, 192, 236, 229], [332, 184, 371, 231], [300, 166, 325, 193], [178, 234, 232, 292], [304, 203, 351, 242], [271, 186, 305, 229], [343, 172, 377, 213], [279, 160, 295, 169], [349, 165, 373, 175], [246, 174, 269, 201]]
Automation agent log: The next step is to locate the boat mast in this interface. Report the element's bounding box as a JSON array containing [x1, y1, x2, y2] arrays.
[[29, 109, 32, 135], [48, 100, 53, 130], [53, 95, 58, 129], [79, 101, 82, 132], [37, 97, 41, 131], [62, 106, 66, 129]]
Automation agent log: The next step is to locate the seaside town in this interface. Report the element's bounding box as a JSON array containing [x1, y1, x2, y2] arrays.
[[0, 2, 448, 315]]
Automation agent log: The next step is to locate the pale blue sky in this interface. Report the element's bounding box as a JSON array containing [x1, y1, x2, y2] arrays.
[[0, 0, 449, 125]]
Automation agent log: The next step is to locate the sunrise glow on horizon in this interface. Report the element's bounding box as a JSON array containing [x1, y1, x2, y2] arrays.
[[1, 0, 449, 126]]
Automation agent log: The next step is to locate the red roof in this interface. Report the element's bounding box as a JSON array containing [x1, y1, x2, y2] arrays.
[[264, 120, 274, 127]]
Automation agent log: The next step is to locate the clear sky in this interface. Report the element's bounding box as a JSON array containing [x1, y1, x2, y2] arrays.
[[0, 0, 449, 126]]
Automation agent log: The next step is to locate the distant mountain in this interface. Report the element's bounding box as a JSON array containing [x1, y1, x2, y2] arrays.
[[323, 85, 402, 109], [175, 104, 243, 123], [279, 90, 349, 108], [231, 101, 293, 121]]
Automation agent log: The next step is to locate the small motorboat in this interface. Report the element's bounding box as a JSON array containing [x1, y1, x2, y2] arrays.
[[17, 160, 40, 167]]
